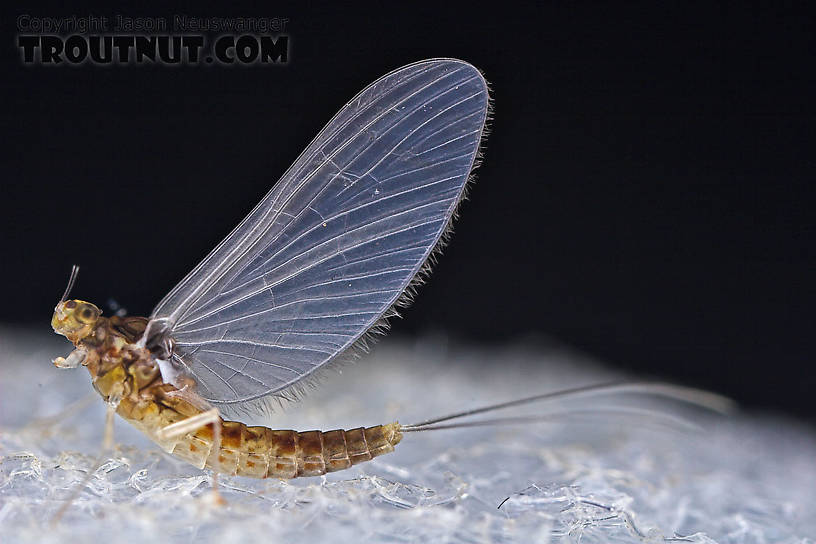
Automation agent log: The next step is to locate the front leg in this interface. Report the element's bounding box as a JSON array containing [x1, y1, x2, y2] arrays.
[[53, 347, 87, 369], [52, 401, 118, 525]]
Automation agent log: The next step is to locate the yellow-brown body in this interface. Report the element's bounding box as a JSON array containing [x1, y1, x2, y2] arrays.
[[52, 302, 402, 479]]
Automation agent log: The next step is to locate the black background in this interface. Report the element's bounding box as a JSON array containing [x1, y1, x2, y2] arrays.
[[1, 4, 814, 418]]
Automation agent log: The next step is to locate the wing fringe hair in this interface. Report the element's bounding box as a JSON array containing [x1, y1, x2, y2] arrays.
[[219, 72, 494, 421]]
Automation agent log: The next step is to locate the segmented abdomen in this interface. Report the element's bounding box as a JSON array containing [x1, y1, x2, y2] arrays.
[[120, 397, 403, 478], [168, 421, 403, 478], [120, 396, 404, 478]]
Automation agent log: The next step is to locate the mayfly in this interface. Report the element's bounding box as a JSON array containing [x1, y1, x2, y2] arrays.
[[51, 59, 729, 482]]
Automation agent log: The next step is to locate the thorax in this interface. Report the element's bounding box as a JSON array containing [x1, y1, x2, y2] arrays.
[[79, 316, 163, 403]]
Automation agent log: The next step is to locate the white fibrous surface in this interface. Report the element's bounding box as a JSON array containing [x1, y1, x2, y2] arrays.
[[1, 326, 814, 543]]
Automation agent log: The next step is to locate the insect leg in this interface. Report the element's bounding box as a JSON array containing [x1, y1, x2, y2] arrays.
[[53, 347, 88, 369], [21, 393, 96, 440], [51, 401, 118, 525], [155, 406, 226, 504], [156, 408, 220, 441]]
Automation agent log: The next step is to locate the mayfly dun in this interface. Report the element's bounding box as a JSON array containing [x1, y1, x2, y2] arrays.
[[51, 59, 731, 484]]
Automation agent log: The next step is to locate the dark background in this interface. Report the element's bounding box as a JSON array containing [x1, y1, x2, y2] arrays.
[[1, 4, 813, 418]]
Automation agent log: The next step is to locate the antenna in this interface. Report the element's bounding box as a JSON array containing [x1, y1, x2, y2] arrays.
[[60, 265, 80, 303]]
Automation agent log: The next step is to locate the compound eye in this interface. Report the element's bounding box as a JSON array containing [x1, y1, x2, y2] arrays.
[[64, 300, 77, 309], [77, 304, 98, 323]]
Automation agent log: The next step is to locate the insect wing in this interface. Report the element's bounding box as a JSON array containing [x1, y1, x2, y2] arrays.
[[150, 59, 489, 404]]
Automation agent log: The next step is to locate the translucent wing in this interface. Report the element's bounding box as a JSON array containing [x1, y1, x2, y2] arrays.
[[150, 59, 489, 405]]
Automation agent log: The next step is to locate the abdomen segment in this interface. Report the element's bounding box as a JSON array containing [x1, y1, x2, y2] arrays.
[[168, 420, 403, 479]]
